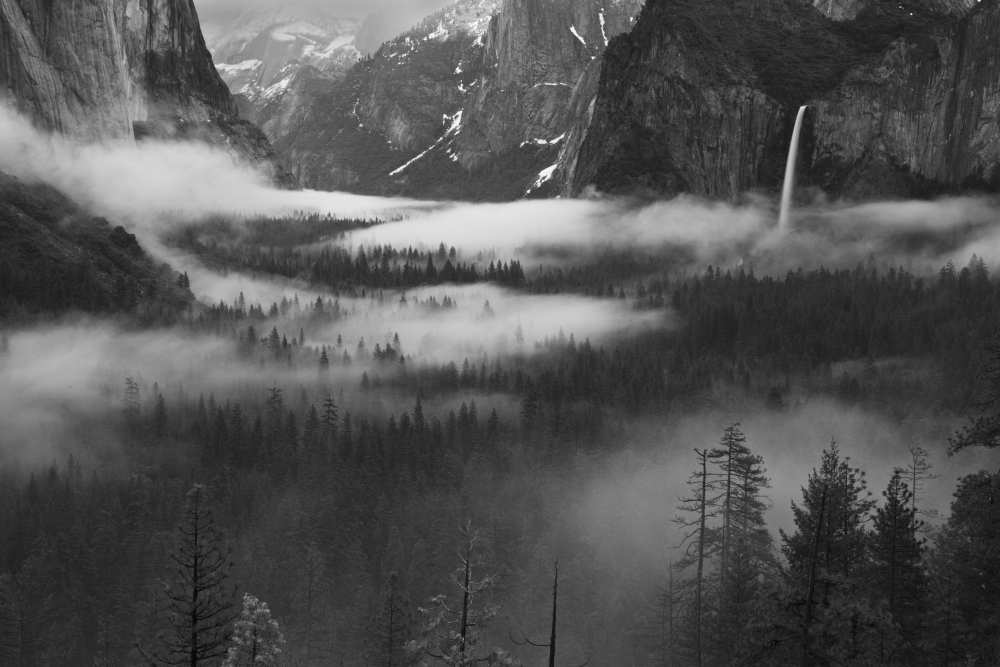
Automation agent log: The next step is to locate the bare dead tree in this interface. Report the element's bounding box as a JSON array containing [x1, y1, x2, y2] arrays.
[[674, 448, 720, 667], [510, 560, 559, 666]]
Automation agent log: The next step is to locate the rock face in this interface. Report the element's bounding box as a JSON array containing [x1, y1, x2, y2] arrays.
[[258, 0, 501, 197], [0, 0, 135, 140], [203, 8, 363, 124], [565, 0, 831, 198], [248, 0, 643, 200], [810, 0, 979, 21], [809, 3, 1000, 196], [458, 0, 642, 182], [0, 0, 274, 165], [566, 0, 1000, 199]]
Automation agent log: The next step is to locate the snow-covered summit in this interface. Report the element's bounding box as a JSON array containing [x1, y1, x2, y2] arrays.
[[204, 8, 362, 103]]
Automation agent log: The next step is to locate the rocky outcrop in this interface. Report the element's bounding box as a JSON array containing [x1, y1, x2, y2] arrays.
[[810, 0, 979, 21], [0, 0, 275, 166], [458, 0, 642, 171], [0, 0, 135, 140], [248, 0, 643, 200], [265, 0, 499, 198], [204, 8, 362, 123], [565, 0, 1000, 199], [565, 0, 828, 198], [809, 3, 1000, 196]]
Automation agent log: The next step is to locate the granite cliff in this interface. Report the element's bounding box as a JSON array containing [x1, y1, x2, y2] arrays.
[[249, 0, 642, 200], [0, 0, 275, 164], [564, 0, 1000, 199]]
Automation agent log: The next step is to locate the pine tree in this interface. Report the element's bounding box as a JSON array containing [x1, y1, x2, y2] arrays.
[[154, 393, 168, 438], [302, 405, 322, 466], [293, 542, 330, 665], [708, 424, 750, 592], [714, 430, 775, 655], [406, 522, 513, 666], [371, 572, 411, 667], [642, 562, 679, 666], [673, 448, 720, 667], [896, 446, 937, 529], [145, 485, 235, 666], [926, 470, 1000, 665], [783, 443, 874, 588], [780, 442, 879, 665], [265, 387, 283, 464], [124, 377, 141, 427], [870, 471, 925, 663], [321, 392, 339, 460], [222, 594, 285, 667]]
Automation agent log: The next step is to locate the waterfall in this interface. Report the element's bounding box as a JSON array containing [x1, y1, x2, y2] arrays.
[[778, 105, 807, 231]]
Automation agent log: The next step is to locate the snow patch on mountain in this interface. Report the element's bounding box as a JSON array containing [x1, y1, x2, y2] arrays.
[[206, 9, 363, 105], [389, 110, 464, 176], [526, 163, 559, 195]]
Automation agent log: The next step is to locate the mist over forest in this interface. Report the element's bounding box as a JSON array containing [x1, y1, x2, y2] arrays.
[[3, 92, 1000, 667]]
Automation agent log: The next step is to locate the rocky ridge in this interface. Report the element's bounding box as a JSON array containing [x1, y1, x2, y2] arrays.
[[242, 0, 642, 200], [204, 8, 363, 118], [0, 0, 275, 166], [563, 0, 1000, 199]]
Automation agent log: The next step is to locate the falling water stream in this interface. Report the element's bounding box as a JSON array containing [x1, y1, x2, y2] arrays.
[[778, 105, 808, 231]]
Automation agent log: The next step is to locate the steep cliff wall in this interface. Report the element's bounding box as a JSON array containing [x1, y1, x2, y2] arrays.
[[566, 0, 1000, 199], [265, 0, 497, 196], [125, 0, 237, 123], [259, 0, 642, 200], [809, 4, 1000, 196], [0, 0, 134, 140], [0, 0, 273, 164], [810, 0, 979, 21], [566, 0, 827, 198], [457, 0, 642, 170]]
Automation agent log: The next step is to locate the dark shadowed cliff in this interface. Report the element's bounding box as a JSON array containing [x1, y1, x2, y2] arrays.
[[564, 0, 1000, 200], [256, 0, 642, 200]]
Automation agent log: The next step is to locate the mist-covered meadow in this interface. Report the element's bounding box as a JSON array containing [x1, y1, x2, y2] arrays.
[[4, 106, 1000, 665]]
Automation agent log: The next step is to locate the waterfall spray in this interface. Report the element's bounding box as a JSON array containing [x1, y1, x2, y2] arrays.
[[778, 105, 808, 231]]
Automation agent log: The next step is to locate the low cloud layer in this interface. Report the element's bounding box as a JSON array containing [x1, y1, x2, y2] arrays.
[[304, 283, 667, 363], [0, 106, 428, 225], [5, 104, 1000, 286]]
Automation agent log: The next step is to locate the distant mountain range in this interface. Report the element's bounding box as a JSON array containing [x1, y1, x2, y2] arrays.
[[200, 0, 1000, 202], [2, 0, 998, 206], [204, 8, 364, 108], [209, 0, 643, 200]]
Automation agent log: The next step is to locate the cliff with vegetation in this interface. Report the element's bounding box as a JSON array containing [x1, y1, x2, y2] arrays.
[[564, 0, 1000, 199]]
